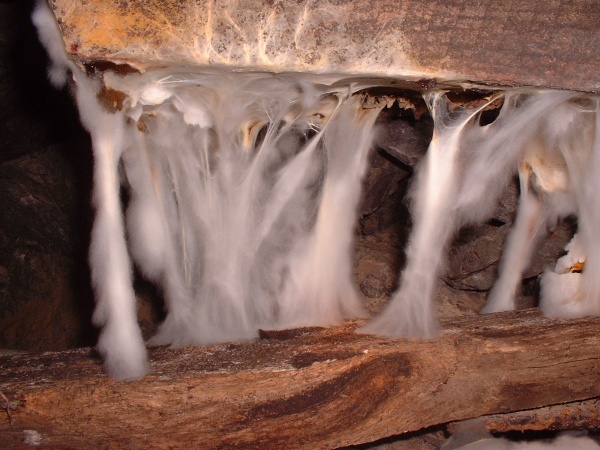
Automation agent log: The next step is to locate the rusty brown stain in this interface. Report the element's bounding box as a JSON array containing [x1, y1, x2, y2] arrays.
[[258, 327, 326, 341], [96, 86, 127, 113], [471, 326, 544, 339], [498, 383, 563, 412], [290, 350, 362, 369], [484, 401, 600, 433], [248, 353, 412, 420]]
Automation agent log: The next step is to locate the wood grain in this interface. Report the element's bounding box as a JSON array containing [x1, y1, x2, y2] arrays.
[[46, 0, 600, 92], [1, 309, 599, 449]]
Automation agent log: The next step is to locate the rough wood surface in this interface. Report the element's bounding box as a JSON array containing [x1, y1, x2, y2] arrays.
[[1, 309, 599, 449], [477, 399, 600, 433], [47, 0, 600, 92]]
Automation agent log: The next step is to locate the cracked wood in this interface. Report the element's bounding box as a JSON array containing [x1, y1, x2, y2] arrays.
[[0, 309, 599, 449]]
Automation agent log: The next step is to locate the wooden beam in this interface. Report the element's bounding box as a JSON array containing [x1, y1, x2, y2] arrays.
[[460, 399, 600, 434], [1, 309, 599, 449], [46, 0, 600, 92]]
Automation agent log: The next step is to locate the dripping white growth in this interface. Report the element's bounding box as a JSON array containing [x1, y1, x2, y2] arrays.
[[33, 1, 381, 379], [34, 1, 600, 380], [362, 90, 600, 337]]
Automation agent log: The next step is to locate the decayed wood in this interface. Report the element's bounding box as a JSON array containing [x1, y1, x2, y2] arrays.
[[1, 309, 599, 449], [467, 399, 600, 433], [47, 0, 600, 92]]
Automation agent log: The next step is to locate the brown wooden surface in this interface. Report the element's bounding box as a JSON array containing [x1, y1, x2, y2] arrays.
[[1, 309, 599, 449], [480, 399, 600, 433], [47, 0, 600, 92]]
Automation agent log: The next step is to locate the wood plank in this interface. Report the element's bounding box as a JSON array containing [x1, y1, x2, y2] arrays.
[[46, 0, 600, 92], [1, 309, 599, 449], [467, 399, 600, 433]]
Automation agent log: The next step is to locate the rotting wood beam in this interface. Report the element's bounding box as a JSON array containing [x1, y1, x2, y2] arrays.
[[453, 398, 600, 434], [1, 309, 599, 449], [46, 0, 600, 93]]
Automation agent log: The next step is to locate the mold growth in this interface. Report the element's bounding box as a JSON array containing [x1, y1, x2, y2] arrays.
[[33, 0, 600, 380]]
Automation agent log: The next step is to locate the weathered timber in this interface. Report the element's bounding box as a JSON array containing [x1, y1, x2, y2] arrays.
[[456, 399, 600, 434], [0, 309, 599, 449], [47, 0, 600, 92]]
